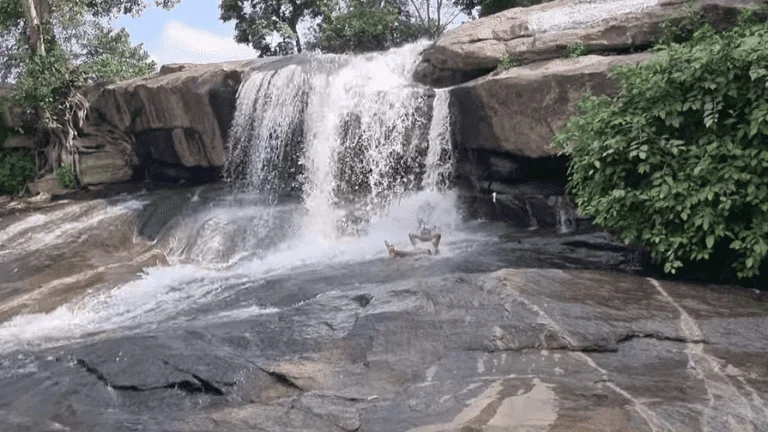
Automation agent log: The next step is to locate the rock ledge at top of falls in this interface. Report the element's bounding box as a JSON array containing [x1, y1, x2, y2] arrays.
[[414, 0, 760, 88], [76, 59, 258, 185]]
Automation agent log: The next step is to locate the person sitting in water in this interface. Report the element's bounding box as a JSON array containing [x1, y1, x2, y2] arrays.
[[408, 219, 441, 253], [385, 241, 432, 258]]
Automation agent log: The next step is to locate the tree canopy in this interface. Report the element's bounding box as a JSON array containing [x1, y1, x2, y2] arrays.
[[312, 0, 432, 53], [220, 0, 334, 56], [220, 0, 464, 56], [0, 0, 179, 192], [1, 0, 175, 84]]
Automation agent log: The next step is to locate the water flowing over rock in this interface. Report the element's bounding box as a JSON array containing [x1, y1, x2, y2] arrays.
[[224, 63, 311, 200], [0, 248, 766, 431], [2, 2, 768, 430], [224, 42, 453, 237]]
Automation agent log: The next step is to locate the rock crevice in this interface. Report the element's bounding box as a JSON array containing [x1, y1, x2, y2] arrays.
[[75, 358, 226, 396]]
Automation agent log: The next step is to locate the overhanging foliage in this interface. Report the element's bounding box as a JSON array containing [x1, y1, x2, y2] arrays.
[[555, 10, 768, 279]]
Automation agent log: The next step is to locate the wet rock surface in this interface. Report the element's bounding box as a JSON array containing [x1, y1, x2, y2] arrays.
[[1, 187, 767, 431], [1, 215, 767, 431]]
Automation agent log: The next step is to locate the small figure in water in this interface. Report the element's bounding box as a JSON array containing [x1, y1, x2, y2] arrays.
[[385, 241, 432, 258], [409, 218, 441, 253]]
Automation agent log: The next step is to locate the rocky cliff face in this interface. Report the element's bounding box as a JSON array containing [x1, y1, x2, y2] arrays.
[[414, 0, 756, 88], [429, 0, 761, 228], [73, 60, 257, 186]]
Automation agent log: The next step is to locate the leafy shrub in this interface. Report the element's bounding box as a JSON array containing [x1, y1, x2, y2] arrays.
[[56, 164, 77, 189], [656, 0, 705, 46], [497, 55, 517, 70], [0, 148, 35, 195], [565, 43, 588, 58], [554, 14, 768, 279]]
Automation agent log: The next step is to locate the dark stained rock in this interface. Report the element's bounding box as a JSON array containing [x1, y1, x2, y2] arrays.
[[74, 60, 255, 185]]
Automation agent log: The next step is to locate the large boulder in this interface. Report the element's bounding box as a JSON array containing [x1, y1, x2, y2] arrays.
[[74, 59, 259, 185], [415, 0, 759, 87], [448, 53, 650, 228], [450, 52, 650, 161]]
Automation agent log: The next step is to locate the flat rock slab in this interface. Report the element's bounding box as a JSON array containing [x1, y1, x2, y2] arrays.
[[0, 268, 766, 431]]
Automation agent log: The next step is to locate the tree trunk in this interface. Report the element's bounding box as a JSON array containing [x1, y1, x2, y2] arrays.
[[23, 0, 84, 184], [290, 23, 303, 53], [22, 0, 47, 183], [22, 0, 45, 55]]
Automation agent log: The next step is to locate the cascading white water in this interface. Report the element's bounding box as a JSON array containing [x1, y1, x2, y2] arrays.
[[301, 42, 434, 238], [424, 89, 453, 192], [0, 41, 471, 353], [224, 64, 310, 200], [225, 41, 451, 240]]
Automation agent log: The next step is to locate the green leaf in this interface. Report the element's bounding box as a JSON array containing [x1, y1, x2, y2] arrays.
[[706, 235, 715, 249]]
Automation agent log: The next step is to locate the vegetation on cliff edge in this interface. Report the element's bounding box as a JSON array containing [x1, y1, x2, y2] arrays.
[[0, 0, 177, 194], [555, 10, 768, 280]]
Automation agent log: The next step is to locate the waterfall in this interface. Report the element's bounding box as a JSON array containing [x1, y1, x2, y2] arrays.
[[423, 89, 453, 192], [224, 64, 310, 201], [225, 41, 454, 239]]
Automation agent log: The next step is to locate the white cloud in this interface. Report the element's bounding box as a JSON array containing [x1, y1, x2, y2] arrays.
[[150, 20, 258, 66]]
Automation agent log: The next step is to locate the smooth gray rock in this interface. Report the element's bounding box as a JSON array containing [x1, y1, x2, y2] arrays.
[[0, 266, 766, 431], [450, 53, 651, 160]]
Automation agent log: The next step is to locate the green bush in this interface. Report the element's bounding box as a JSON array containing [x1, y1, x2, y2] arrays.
[[655, 0, 705, 46], [56, 164, 77, 189], [565, 43, 588, 58], [0, 147, 35, 195], [497, 55, 517, 70], [554, 14, 768, 279]]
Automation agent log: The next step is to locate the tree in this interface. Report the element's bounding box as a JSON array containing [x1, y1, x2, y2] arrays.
[[405, 0, 462, 36], [313, 0, 433, 53], [0, 0, 178, 185], [311, 0, 464, 54], [219, 0, 334, 56], [80, 26, 158, 82], [554, 9, 768, 281]]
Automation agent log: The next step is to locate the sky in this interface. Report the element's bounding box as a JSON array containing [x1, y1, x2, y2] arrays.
[[113, 1, 468, 68], [113, 1, 260, 67]]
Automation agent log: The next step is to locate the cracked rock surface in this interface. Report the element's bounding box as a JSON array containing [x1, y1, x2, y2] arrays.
[[0, 267, 766, 432]]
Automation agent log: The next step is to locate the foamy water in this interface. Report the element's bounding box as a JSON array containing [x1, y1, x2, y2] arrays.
[[0, 189, 489, 353], [0, 198, 149, 260]]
